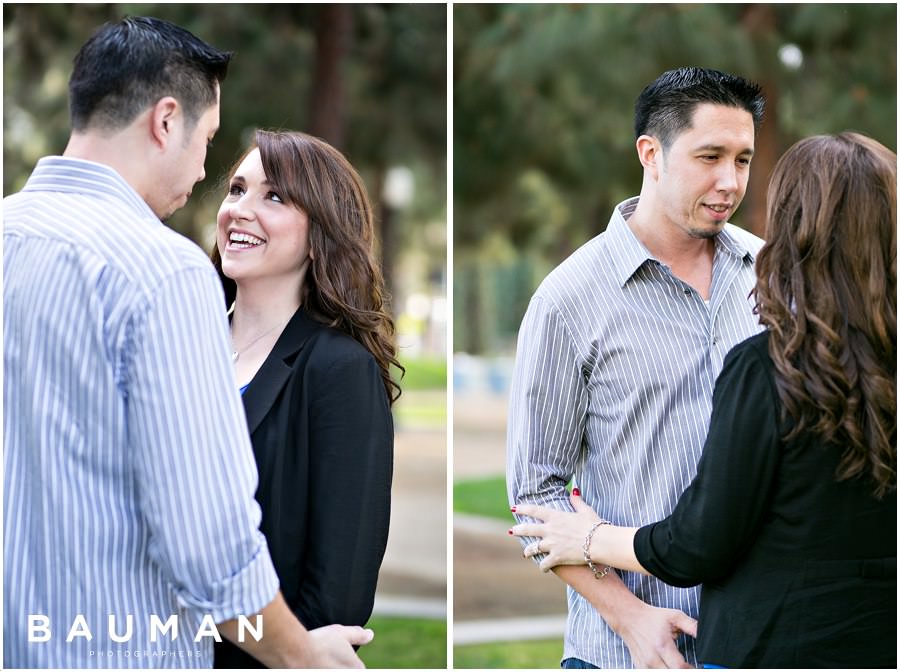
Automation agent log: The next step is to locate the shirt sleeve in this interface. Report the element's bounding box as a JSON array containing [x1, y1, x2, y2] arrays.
[[633, 339, 781, 587], [296, 346, 393, 629], [125, 267, 279, 623], [507, 295, 588, 554]]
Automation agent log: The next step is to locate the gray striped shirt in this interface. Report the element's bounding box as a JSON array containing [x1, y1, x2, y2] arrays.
[[4, 157, 279, 668], [507, 197, 764, 668]]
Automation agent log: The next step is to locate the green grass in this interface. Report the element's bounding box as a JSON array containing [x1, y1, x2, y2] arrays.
[[393, 388, 446, 430], [360, 616, 447, 669], [454, 638, 562, 668], [391, 357, 447, 430], [453, 475, 511, 520], [396, 357, 447, 391], [454, 476, 575, 520]]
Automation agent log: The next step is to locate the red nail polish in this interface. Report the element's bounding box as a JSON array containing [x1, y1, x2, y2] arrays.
[[507, 528, 513, 535], [510, 506, 517, 513], [572, 487, 581, 497]]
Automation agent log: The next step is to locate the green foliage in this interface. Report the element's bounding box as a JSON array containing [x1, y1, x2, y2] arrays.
[[454, 254, 549, 353], [454, 637, 563, 668], [360, 616, 447, 669], [454, 476, 510, 521], [3, 3, 446, 303], [454, 3, 897, 354]]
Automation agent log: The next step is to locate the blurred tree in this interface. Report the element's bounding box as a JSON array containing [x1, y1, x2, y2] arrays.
[[309, 4, 353, 149], [454, 3, 896, 354], [3, 3, 446, 314]]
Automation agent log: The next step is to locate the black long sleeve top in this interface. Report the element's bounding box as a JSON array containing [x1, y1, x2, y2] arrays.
[[214, 308, 392, 669], [634, 331, 896, 668]]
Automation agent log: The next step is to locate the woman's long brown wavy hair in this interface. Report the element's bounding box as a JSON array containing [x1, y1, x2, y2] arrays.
[[212, 129, 403, 404], [753, 132, 896, 498]]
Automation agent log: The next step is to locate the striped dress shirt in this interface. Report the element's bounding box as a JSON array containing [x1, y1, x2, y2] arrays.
[[507, 197, 764, 668], [3, 157, 279, 668]]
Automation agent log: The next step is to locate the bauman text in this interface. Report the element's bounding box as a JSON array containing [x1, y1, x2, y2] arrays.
[[27, 614, 263, 643]]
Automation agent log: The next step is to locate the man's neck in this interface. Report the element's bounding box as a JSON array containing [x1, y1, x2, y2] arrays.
[[63, 130, 151, 203], [627, 199, 717, 299]]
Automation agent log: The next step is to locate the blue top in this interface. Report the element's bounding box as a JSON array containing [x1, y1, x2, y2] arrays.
[[3, 157, 278, 668]]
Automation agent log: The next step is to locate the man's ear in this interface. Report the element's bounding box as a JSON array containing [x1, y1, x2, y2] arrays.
[[636, 134, 662, 179], [149, 96, 179, 149]]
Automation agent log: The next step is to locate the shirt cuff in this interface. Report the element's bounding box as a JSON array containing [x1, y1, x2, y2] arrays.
[[174, 532, 280, 624]]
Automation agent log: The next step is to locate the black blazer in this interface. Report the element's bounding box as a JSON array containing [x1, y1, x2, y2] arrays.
[[215, 307, 393, 669], [634, 332, 896, 668]]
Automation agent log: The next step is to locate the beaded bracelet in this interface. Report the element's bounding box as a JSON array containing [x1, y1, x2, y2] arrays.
[[583, 519, 613, 580]]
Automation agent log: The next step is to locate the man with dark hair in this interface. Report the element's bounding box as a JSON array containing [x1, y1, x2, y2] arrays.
[[4, 16, 370, 669], [634, 66, 765, 148], [68, 16, 231, 133], [508, 67, 766, 668]]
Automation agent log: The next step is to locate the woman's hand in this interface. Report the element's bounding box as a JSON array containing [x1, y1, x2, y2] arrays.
[[510, 490, 602, 572]]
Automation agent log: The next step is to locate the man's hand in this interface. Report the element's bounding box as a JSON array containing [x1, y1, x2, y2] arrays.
[[219, 592, 375, 668], [302, 625, 374, 669], [614, 599, 697, 669], [552, 565, 697, 669]]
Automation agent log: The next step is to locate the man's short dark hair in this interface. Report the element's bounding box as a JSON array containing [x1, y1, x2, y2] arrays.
[[68, 16, 233, 132], [634, 67, 765, 150]]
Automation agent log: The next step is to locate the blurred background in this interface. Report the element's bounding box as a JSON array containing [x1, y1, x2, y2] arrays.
[[4, 3, 447, 668], [452, 3, 897, 668]]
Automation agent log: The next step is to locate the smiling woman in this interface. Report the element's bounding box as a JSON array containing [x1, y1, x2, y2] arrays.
[[208, 129, 401, 669], [217, 146, 313, 303]]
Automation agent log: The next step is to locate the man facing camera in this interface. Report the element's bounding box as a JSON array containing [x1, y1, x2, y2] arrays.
[[508, 67, 766, 668]]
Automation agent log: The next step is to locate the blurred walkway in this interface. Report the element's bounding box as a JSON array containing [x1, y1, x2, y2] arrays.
[[453, 392, 509, 478], [374, 423, 448, 619], [453, 390, 568, 642]]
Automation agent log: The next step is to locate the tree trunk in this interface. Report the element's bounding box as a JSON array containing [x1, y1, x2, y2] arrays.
[[377, 172, 398, 314], [741, 4, 780, 239], [309, 4, 352, 149]]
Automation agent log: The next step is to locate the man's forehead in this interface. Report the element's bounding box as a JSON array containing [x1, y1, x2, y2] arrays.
[[680, 105, 755, 149], [692, 142, 755, 156]]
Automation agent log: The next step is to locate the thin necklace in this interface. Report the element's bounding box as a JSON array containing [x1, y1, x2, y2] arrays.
[[231, 316, 291, 363]]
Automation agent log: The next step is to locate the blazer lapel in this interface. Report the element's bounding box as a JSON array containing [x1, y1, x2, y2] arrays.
[[241, 307, 320, 435]]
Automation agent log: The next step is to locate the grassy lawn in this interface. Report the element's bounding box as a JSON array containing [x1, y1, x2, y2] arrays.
[[393, 388, 446, 430], [392, 357, 447, 430], [455, 475, 576, 520], [360, 616, 447, 669], [453, 475, 511, 520], [454, 638, 562, 668], [396, 356, 446, 390]]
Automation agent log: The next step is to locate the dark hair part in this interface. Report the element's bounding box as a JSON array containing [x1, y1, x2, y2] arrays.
[[753, 132, 896, 499], [68, 16, 232, 132], [634, 67, 765, 149], [212, 130, 403, 404]]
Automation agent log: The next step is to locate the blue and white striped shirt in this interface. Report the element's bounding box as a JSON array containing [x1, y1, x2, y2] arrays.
[[507, 197, 764, 668], [3, 157, 279, 668]]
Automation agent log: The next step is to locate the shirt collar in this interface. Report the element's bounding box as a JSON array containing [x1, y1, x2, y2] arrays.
[[606, 197, 656, 287], [607, 196, 756, 287], [22, 156, 160, 223]]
